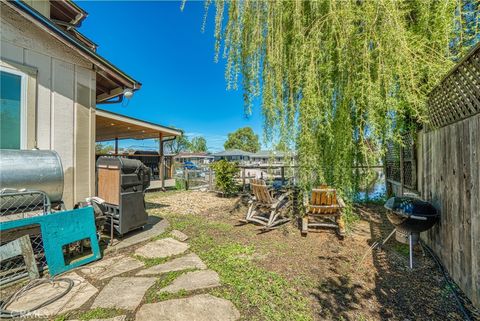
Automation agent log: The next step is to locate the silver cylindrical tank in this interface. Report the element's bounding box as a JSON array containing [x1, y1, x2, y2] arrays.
[[0, 149, 64, 203]]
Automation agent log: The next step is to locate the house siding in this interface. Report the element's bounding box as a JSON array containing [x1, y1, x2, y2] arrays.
[[1, 3, 96, 208]]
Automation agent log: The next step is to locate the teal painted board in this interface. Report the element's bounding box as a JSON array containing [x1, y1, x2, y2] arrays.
[[0, 207, 101, 276]]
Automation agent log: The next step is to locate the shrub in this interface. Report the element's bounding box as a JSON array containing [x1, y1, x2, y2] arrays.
[[211, 160, 239, 196], [175, 179, 186, 190]]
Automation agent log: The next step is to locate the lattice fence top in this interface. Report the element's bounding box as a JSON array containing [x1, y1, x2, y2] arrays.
[[427, 43, 480, 129]]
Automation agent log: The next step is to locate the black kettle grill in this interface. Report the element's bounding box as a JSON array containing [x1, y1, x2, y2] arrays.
[[384, 196, 439, 268]]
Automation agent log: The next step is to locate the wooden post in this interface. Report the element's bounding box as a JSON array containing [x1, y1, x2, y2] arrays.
[[384, 156, 391, 197], [281, 166, 285, 186], [114, 137, 118, 154], [159, 132, 165, 189], [242, 167, 246, 192], [184, 168, 189, 190]]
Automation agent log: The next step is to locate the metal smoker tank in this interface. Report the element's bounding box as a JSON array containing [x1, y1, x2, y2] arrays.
[[0, 149, 64, 202], [0, 150, 64, 212]]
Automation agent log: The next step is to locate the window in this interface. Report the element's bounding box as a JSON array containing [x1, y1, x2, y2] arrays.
[[0, 67, 27, 149]]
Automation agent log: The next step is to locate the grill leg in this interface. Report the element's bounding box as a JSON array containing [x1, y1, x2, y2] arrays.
[[409, 233, 413, 269], [110, 215, 114, 246]]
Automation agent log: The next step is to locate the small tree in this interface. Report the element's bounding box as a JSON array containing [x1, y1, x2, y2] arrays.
[[164, 135, 190, 154], [190, 136, 208, 152], [211, 160, 239, 196], [96, 143, 114, 154], [224, 127, 260, 153]]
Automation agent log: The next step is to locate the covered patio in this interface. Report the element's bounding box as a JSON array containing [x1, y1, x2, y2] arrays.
[[95, 108, 182, 189]]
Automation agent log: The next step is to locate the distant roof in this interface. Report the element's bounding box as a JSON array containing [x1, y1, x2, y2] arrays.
[[213, 149, 253, 157], [252, 150, 289, 158], [175, 152, 214, 158]]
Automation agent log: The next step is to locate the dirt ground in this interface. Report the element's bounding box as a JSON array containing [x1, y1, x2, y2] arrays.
[[146, 190, 479, 321]]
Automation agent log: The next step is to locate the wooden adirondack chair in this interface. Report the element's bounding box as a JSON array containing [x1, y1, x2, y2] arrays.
[[242, 179, 292, 231], [302, 185, 346, 237]]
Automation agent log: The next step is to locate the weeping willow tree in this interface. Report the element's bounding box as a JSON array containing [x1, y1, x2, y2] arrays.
[[196, 0, 478, 200]]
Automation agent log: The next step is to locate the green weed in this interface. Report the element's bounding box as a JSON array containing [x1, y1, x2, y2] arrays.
[[78, 308, 120, 320]]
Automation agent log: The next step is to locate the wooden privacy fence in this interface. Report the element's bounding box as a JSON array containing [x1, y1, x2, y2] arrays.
[[417, 43, 480, 308]]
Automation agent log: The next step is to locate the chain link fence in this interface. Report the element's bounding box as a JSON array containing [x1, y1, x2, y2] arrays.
[[173, 163, 213, 190], [0, 190, 51, 287]]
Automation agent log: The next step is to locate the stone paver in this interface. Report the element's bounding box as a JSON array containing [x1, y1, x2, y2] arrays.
[[159, 270, 220, 293], [80, 255, 144, 280], [136, 253, 206, 276], [105, 216, 169, 254], [7, 272, 97, 317], [92, 277, 155, 310], [170, 230, 189, 241], [135, 294, 240, 321], [135, 238, 189, 259], [69, 316, 126, 321]]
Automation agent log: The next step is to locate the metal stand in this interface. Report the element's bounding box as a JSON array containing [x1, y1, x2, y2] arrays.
[[361, 228, 396, 262]]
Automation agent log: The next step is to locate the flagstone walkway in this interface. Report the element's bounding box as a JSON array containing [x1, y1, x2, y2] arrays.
[[10, 226, 240, 321]]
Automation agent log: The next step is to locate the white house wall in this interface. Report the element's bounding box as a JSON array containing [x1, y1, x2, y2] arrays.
[[1, 3, 96, 208]]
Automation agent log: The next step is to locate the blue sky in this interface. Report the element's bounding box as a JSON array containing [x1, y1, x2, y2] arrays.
[[78, 1, 263, 152]]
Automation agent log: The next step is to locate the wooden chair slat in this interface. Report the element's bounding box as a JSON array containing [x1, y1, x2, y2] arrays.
[[303, 185, 345, 236]]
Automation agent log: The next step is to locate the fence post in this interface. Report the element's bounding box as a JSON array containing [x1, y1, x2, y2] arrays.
[[281, 166, 285, 186], [184, 168, 189, 190], [399, 144, 404, 196], [242, 167, 246, 192], [209, 166, 213, 191]]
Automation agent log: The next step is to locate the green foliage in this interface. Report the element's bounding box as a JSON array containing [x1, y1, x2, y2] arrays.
[[224, 126, 260, 153], [205, 0, 479, 200], [133, 254, 171, 267], [164, 135, 191, 154], [78, 308, 120, 320], [158, 212, 313, 320], [145, 271, 193, 303], [190, 136, 208, 152], [175, 178, 186, 190], [211, 160, 239, 196], [95, 143, 113, 154]]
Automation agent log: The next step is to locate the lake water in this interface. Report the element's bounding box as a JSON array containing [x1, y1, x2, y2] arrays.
[[356, 169, 386, 201]]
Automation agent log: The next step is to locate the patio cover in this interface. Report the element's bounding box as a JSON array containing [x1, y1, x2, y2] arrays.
[[96, 109, 182, 142]]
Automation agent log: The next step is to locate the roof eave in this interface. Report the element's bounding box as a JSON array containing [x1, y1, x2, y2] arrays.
[[8, 1, 141, 95]]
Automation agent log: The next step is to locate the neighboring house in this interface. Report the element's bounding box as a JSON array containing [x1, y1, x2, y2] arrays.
[[213, 149, 252, 162], [249, 150, 294, 164], [0, 1, 181, 208], [213, 149, 296, 165], [174, 152, 214, 165]]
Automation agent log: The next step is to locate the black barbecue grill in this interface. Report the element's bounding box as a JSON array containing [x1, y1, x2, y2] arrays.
[[384, 196, 439, 268], [96, 157, 151, 236]]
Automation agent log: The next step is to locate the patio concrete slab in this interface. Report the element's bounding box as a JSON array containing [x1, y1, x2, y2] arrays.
[[159, 270, 220, 293], [170, 230, 189, 241], [105, 216, 169, 254], [135, 294, 240, 321], [7, 272, 97, 317], [134, 238, 189, 259], [80, 255, 144, 280], [69, 316, 126, 321], [136, 253, 206, 276], [92, 277, 155, 311]]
